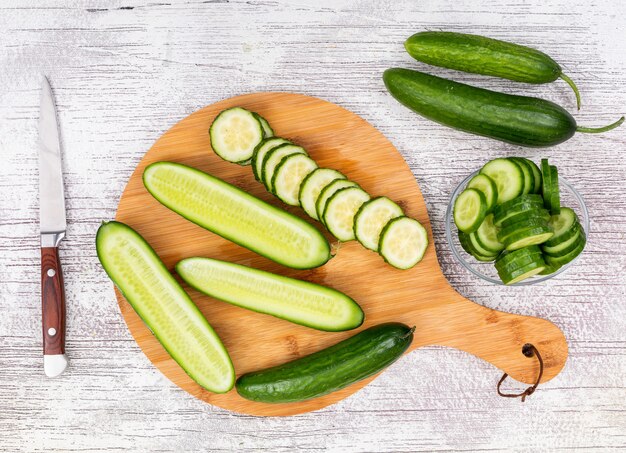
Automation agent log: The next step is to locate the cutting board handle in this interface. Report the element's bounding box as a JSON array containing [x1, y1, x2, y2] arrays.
[[421, 290, 568, 385]]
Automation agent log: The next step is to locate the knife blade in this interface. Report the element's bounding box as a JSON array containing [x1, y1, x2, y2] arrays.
[[39, 76, 68, 377]]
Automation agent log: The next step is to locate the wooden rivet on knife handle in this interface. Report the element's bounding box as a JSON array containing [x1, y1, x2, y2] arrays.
[[41, 247, 66, 355]]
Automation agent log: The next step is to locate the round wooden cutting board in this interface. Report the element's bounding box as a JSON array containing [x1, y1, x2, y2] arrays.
[[114, 92, 568, 416]]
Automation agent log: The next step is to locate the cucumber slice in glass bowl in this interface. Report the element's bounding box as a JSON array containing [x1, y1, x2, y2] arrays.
[[453, 188, 487, 233], [480, 158, 524, 204], [446, 170, 589, 285]]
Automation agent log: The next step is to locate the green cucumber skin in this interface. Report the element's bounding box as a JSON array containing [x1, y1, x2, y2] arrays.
[[143, 162, 331, 270], [96, 221, 235, 393], [236, 323, 414, 403], [383, 68, 576, 147], [404, 32, 562, 84]]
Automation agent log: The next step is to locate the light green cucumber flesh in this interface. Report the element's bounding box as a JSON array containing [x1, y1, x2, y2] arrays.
[[96, 221, 235, 393], [143, 162, 330, 269], [454, 188, 487, 233], [316, 179, 360, 225], [354, 197, 404, 251], [252, 138, 290, 181], [176, 258, 363, 331], [480, 158, 524, 204], [467, 173, 498, 211], [298, 169, 346, 220], [262, 144, 307, 192], [474, 213, 504, 253]]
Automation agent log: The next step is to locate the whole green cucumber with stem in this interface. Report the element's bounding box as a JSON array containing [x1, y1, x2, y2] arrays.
[[405, 31, 583, 109], [383, 68, 623, 148], [236, 323, 414, 403]]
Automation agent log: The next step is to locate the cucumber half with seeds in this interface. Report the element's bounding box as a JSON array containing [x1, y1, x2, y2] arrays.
[[316, 179, 360, 224], [272, 154, 318, 206], [299, 169, 346, 220], [209, 107, 264, 164], [323, 187, 370, 241], [262, 144, 307, 192], [176, 257, 363, 331], [143, 162, 330, 269], [354, 197, 404, 251], [378, 217, 428, 269], [96, 221, 235, 393], [252, 137, 291, 181]]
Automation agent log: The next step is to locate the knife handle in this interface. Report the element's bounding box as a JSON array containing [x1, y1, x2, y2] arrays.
[[41, 247, 66, 355]]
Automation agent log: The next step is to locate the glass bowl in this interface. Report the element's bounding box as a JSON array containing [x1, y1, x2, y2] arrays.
[[445, 171, 589, 286]]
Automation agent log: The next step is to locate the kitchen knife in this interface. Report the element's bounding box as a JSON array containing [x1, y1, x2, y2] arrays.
[[39, 76, 68, 377]]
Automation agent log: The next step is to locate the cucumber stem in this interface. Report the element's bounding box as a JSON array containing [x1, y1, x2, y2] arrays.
[[559, 73, 581, 110], [576, 116, 624, 134]]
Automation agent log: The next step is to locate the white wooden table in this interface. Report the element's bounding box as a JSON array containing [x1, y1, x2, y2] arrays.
[[2, 1, 625, 451]]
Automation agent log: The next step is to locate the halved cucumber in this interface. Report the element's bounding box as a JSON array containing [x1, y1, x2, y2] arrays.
[[480, 158, 524, 204], [545, 207, 579, 246], [354, 197, 404, 251], [497, 217, 550, 243], [176, 257, 363, 331], [262, 144, 307, 192], [316, 179, 360, 223], [541, 158, 552, 211], [252, 112, 274, 138], [454, 188, 487, 233], [143, 162, 330, 269], [542, 232, 585, 257], [458, 231, 497, 261], [498, 260, 546, 285], [523, 158, 542, 194], [474, 213, 504, 254], [545, 240, 585, 267], [503, 226, 554, 251], [495, 246, 542, 268], [466, 174, 498, 212], [549, 165, 561, 215], [323, 187, 370, 241], [252, 137, 291, 181], [499, 208, 550, 229], [378, 217, 428, 269], [509, 157, 534, 195], [96, 221, 235, 393], [272, 154, 318, 206], [298, 169, 346, 220], [209, 107, 264, 164]]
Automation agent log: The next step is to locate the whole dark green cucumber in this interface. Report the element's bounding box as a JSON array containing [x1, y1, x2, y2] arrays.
[[405, 31, 582, 109], [383, 68, 623, 148], [236, 323, 414, 403]]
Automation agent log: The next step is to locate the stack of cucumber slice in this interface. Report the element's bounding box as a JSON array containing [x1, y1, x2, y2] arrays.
[[209, 107, 429, 270], [454, 157, 585, 284]]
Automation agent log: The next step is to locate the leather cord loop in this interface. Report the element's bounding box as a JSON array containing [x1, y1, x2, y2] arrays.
[[497, 344, 543, 402]]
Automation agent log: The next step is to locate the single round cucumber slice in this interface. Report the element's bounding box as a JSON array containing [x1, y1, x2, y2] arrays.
[[459, 231, 497, 261], [509, 157, 534, 195], [143, 162, 331, 269], [454, 188, 487, 233], [272, 154, 318, 206], [504, 226, 554, 251], [541, 158, 552, 211], [466, 174, 498, 212], [545, 240, 585, 267], [499, 208, 550, 229], [209, 107, 264, 164], [497, 217, 550, 243], [354, 197, 404, 251], [545, 207, 579, 246], [378, 217, 428, 269], [176, 257, 363, 332], [96, 221, 235, 393], [316, 179, 360, 224], [252, 137, 291, 181], [549, 165, 561, 215], [498, 261, 546, 285], [262, 144, 307, 192], [323, 187, 370, 242], [298, 169, 346, 220], [252, 112, 274, 138], [523, 158, 542, 194], [480, 158, 524, 204], [496, 245, 543, 267], [474, 213, 504, 253], [495, 252, 545, 274], [542, 233, 586, 257]]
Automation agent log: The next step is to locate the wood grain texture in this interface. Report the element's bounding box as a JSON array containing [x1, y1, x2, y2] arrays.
[[114, 92, 568, 415], [1, 0, 625, 450], [41, 247, 66, 355]]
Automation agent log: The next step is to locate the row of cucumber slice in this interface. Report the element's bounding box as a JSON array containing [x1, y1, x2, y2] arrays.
[[209, 106, 429, 270], [454, 157, 585, 284]]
